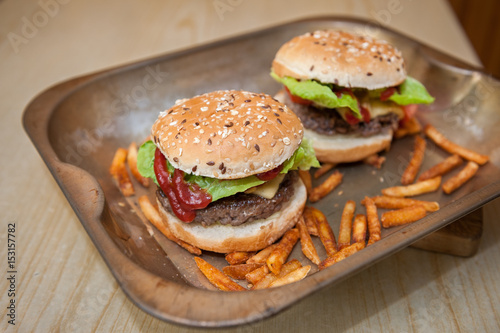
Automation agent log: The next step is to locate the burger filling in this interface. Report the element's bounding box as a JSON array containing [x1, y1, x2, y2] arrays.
[[137, 139, 319, 223], [281, 90, 400, 136], [157, 172, 297, 227], [271, 71, 434, 132]]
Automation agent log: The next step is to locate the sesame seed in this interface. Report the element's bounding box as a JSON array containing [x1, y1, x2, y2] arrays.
[[207, 138, 212, 145], [192, 165, 197, 172], [173, 157, 179, 162], [254, 144, 260, 152], [207, 161, 215, 166], [277, 118, 282, 125]]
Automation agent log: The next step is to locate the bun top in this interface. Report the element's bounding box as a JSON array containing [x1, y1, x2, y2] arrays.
[[272, 30, 406, 90], [151, 90, 303, 179]]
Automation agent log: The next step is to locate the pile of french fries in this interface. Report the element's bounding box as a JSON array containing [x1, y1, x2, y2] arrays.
[[109, 120, 489, 292]]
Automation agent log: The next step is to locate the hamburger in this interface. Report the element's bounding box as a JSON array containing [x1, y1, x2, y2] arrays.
[[271, 30, 434, 164], [137, 90, 319, 253]]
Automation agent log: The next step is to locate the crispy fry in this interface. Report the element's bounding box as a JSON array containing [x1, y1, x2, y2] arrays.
[[266, 228, 300, 275], [246, 244, 279, 264], [302, 206, 319, 236], [297, 216, 320, 265], [225, 251, 254, 265], [309, 170, 343, 203], [381, 205, 427, 228], [298, 169, 313, 195], [424, 124, 489, 165], [127, 142, 150, 187], [363, 196, 381, 245], [442, 161, 479, 194], [418, 154, 463, 181], [245, 264, 269, 285], [352, 214, 367, 247], [314, 208, 338, 257], [394, 116, 422, 139], [338, 200, 356, 250], [381, 176, 441, 197], [363, 154, 386, 169], [401, 136, 426, 185], [109, 148, 135, 196], [365, 195, 440, 212], [269, 265, 311, 288], [194, 257, 245, 291], [138, 196, 202, 255], [222, 263, 263, 280], [252, 259, 302, 290], [314, 163, 336, 178], [318, 242, 364, 270]]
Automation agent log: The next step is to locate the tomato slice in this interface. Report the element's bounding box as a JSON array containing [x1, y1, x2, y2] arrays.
[[284, 86, 312, 105], [400, 104, 419, 126], [380, 87, 397, 101], [256, 164, 283, 181]]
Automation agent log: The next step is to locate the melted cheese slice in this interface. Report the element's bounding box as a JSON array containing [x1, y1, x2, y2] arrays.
[[247, 174, 285, 199], [335, 99, 404, 122]]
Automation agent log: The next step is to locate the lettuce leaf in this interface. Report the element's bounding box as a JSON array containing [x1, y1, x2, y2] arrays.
[[271, 71, 361, 118], [137, 139, 319, 202], [369, 76, 435, 105]]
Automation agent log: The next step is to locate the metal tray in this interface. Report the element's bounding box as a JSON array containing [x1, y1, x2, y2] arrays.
[[23, 17, 500, 327]]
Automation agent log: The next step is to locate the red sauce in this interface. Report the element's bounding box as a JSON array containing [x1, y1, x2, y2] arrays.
[[154, 148, 196, 222], [172, 169, 212, 210], [256, 164, 283, 181], [285, 86, 312, 105]]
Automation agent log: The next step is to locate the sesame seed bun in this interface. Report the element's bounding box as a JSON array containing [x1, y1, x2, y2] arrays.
[[272, 30, 406, 89], [151, 90, 303, 179], [157, 176, 307, 253]]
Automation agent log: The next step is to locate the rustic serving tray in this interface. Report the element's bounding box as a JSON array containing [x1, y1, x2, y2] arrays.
[[23, 17, 500, 327]]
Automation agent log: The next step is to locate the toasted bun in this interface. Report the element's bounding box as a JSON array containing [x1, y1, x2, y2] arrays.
[[304, 128, 392, 164], [157, 177, 307, 253], [151, 90, 303, 179], [272, 30, 406, 90]]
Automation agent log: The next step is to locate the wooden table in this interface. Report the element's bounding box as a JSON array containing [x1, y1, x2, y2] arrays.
[[1, 0, 499, 332]]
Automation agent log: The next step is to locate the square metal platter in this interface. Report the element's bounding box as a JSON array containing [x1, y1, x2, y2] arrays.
[[23, 17, 500, 328]]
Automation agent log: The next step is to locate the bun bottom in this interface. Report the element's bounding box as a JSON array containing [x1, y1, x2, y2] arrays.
[[305, 128, 393, 164], [157, 177, 307, 253]]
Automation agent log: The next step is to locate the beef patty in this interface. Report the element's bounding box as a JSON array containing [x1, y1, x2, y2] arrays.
[[157, 172, 297, 227], [282, 92, 399, 136]]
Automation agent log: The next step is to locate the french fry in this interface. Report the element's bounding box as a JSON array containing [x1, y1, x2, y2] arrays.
[[246, 244, 279, 264], [363, 196, 381, 245], [225, 251, 254, 265], [365, 195, 440, 212], [314, 163, 336, 178], [297, 216, 320, 265], [418, 154, 463, 181], [318, 242, 364, 270], [352, 214, 367, 247], [298, 169, 313, 195], [424, 124, 489, 165], [266, 228, 300, 275], [127, 142, 150, 187], [381, 205, 427, 228], [401, 135, 426, 185], [268, 265, 311, 288], [138, 196, 202, 255], [109, 148, 135, 196], [314, 208, 338, 257], [394, 116, 422, 139], [302, 206, 319, 236], [309, 170, 343, 203], [194, 257, 245, 291], [223, 263, 263, 280], [363, 154, 386, 169], [338, 200, 356, 250], [442, 161, 479, 194], [252, 259, 302, 290], [245, 264, 269, 285], [381, 176, 441, 197]]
